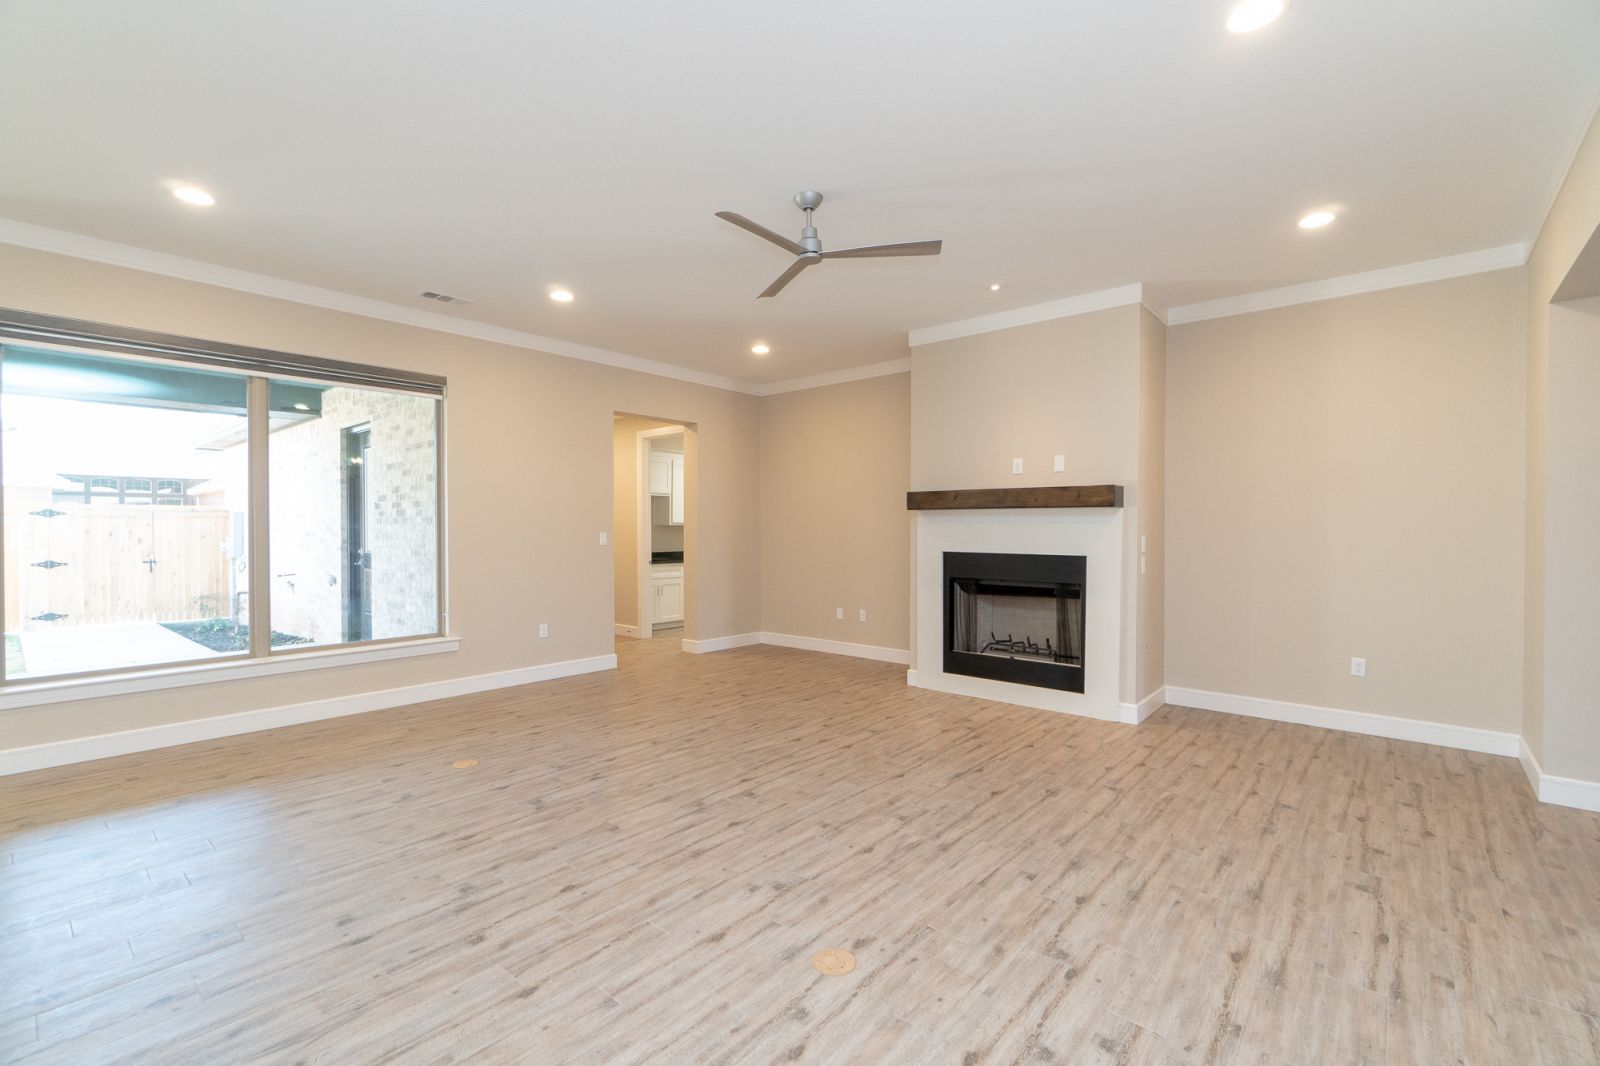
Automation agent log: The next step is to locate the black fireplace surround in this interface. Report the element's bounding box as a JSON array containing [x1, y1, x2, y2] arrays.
[[943, 551, 1086, 693]]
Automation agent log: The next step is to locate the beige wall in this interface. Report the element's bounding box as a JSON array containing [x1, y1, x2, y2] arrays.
[[1543, 297, 1600, 781], [1524, 105, 1600, 776], [611, 415, 680, 631], [911, 306, 1142, 492], [0, 243, 760, 752], [1137, 308, 1166, 701], [759, 373, 911, 651], [1166, 268, 1527, 734]]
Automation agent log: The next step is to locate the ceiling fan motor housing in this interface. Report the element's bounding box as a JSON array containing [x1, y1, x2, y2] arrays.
[[795, 190, 824, 253]]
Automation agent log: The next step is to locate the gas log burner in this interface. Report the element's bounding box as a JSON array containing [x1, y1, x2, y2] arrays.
[[943, 551, 1086, 693]]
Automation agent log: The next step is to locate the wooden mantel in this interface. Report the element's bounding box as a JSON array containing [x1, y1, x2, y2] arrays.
[[906, 485, 1124, 510]]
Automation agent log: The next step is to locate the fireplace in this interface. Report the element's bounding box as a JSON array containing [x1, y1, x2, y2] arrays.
[[943, 551, 1086, 693]]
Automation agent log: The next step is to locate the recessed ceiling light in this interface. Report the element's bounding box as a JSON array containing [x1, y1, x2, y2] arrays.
[[1227, 0, 1286, 33], [989, 283, 1003, 292], [1298, 209, 1337, 229], [751, 343, 770, 355], [549, 288, 574, 303], [172, 185, 215, 207]]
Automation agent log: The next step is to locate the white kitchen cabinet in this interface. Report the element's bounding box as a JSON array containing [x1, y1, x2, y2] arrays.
[[650, 565, 684, 625], [669, 453, 685, 525], [648, 452, 673, 496]]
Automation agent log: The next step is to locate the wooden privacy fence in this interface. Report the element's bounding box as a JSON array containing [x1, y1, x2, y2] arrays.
[[3, 501, 235, 631]]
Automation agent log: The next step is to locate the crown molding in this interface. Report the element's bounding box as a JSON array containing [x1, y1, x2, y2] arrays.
[[1, 217, 1533, 397], [1528, 80, 1600, 255], [1165, 243, 1528, 325], [0, 217, 762, 395], [907, 283, 1146, 347], [754, 357, 910, 397]]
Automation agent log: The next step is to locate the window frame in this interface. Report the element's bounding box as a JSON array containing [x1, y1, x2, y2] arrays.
[[0, 308, 450, 698]]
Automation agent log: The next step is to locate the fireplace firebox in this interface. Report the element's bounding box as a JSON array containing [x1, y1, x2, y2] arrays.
[[943, 551, 1086, 693]]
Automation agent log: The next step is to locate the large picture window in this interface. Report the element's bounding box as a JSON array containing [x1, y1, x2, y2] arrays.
[[0, 311, 445, 688]]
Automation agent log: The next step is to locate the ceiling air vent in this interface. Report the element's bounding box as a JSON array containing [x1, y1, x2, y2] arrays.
[[419, 290, 473, 305]]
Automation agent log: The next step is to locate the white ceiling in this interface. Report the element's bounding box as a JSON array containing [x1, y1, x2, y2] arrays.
[[1, 1, 1597, 386]]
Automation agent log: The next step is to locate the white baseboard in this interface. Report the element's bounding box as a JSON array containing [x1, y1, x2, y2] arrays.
[[613, 624, 641, 638], [1519, 738, 1543, 796], [758, 632, 911, 665], [1519, 740, 1600, 813], [1164, 685, 1521, 757], [1538, 773, 1600, 813], [680, 633, 762, 654], [1119, 686, 1167, 725], [0, 654, 617, 777]]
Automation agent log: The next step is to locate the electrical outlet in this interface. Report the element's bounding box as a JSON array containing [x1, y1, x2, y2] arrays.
[[598, 531, 608, 545], [835, 607, 844, 620], [538, 623, 549, 639], [858, 609, 867, 622], [1011, 458, 1024, 475], [1350, 657, 1366, 677], [1053, 454, 1065, 472]]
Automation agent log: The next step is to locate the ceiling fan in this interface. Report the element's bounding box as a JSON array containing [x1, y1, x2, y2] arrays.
[[715, 190, 942, 298]]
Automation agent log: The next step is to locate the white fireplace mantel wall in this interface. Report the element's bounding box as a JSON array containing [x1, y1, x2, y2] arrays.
[[911, 509, 1126, 720], [907, 299, 1166, 722]]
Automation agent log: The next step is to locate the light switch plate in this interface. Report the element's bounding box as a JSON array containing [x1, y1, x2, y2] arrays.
[[538, 623, 549, 639], [1053, 455, 1065, 472], [598, 531, 608, 545]]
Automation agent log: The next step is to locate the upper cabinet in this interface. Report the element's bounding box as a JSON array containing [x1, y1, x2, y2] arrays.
[[648, 452, 673, 496], [648, 449, 685, 527]]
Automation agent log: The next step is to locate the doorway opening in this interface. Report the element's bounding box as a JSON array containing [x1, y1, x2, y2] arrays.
[[611, 413, 694, 649]]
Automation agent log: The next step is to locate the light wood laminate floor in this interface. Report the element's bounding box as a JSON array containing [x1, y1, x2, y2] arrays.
[[3, 637, 1599, 1064]]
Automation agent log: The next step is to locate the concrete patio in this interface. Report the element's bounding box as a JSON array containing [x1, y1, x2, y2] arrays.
[[13, 621, 225, 679]]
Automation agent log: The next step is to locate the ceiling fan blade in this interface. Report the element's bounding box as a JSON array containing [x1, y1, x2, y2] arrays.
[[758, 257, 816, 299], [821, 240, 943, 259], [715, 211, 805, 256]]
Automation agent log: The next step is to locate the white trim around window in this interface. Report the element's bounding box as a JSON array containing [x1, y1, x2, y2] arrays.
[[0, 635, 460, 711]]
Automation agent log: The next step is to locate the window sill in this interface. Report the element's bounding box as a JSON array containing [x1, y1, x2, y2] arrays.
[[0, 636, 461, 711]]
